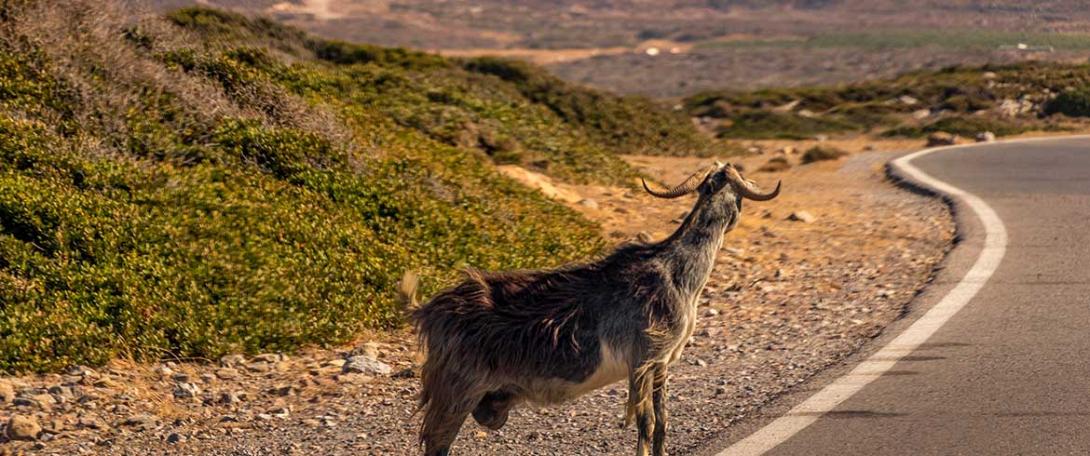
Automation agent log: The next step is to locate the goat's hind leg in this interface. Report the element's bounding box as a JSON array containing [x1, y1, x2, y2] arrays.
[[472, 389, 517, 430], [420, 376, 486, 455], [627, 366, 657, 456], [651, 364, 669, 456]]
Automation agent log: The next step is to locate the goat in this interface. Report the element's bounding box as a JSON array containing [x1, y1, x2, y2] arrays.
[[411, 162, 780, 456]]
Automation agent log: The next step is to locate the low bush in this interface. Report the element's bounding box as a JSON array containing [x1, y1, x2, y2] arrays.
[[1045, 89, 1090, 117], [800, 146, 848, 164]]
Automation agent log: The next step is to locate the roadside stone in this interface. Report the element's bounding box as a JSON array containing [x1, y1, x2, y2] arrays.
[[173, 382, 201, 399], [252, 353, 284, 364], [219, 354, 246, 367], [343, 355, 391, 376], [0, 380, 14, 403], [214, 367, 240, 380], [218, 391, 245, 405], [245, 362, 271, 373], [911, 108, 931, 120], [77, 415, 103, 430], [926, 132, 959, 146], [121, 414, 158, 431], [787, 211, 816, 223], [6, 415, 42, 441], [976, 131, 996, 143]]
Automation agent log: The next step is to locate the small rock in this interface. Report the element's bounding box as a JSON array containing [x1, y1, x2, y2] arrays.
[[166, 432, 185, 444], [635, 231, 654, 244], [975, 131, 996, 143], [813, 134, 829, 142], [6, 415, 42, 441], [220, 354, 246, 367], [787, 211, 816, 223], [122, 414, 158, 431], [218, 391, 244, 405], [173, 382, 201, 399], [252, 353, 283, 364], [911, 109, 931, 120], [702, 308, 720, 317], [214, 368, 240, 380], [343, 355, 392, 376], [200, 373, 216, 383], [577, 198, 598, 209], [171, 373, 190, 383], [898, 95, 919, 106], [245, 362, 271, 373], [926, 132, 959, 147], [0, 380, 14, 403], [77, 415, 103, 430]]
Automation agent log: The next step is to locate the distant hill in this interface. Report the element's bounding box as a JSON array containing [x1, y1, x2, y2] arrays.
[[0, 1, 716, 372], [140, 1, 1090, 97]]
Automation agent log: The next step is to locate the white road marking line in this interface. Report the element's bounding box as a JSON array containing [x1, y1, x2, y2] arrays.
[[716, 139, 1035, 456]]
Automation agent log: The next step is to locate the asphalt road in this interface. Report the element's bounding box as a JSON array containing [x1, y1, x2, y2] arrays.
[[710, 137, 1090, 455]]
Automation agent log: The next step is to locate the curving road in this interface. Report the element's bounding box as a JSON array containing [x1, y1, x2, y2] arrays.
[[705, 137, 1090, 455]]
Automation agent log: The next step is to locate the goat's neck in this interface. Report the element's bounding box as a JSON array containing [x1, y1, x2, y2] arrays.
[[661, 194, 734, 298]]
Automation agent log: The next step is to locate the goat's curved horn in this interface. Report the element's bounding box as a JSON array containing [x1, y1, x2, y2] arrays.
[[738, 179, 781, 201], [641, 165, 715, 199], [725, 165, 781, 201]]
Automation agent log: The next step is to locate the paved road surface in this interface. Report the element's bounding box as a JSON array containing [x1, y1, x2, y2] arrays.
[[708, 137, 1090, 455]]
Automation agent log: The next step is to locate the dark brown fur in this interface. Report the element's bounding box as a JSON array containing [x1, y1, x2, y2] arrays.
[[411, 163, 778, 456]]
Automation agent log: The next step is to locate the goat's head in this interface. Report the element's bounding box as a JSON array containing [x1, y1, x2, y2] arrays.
[[641, 161, 781, 212]]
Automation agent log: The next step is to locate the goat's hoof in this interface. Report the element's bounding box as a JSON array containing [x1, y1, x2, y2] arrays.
[[472, 406, 509, 430]]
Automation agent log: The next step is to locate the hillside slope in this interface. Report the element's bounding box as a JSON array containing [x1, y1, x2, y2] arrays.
[[0, 1, 716, 372]]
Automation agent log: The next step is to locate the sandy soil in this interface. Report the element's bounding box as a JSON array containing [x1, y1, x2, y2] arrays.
[[0, 146, 955, 456]]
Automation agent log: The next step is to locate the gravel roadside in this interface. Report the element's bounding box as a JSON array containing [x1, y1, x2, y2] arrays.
[[1, 150, 954, 456]]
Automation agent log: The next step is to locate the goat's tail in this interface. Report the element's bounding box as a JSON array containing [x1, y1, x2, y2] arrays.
[[398, 269, 420, 312]]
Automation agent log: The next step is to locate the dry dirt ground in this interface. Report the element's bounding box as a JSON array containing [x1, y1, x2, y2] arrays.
[[0, 146, 955, 455]]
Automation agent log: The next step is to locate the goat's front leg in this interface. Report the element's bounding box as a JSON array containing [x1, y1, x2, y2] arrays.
[[651, 364, 669, 456], [627, 366, 656, 456]]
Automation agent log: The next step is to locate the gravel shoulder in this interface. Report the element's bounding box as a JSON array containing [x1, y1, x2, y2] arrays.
[[1, 148, 954, 456]]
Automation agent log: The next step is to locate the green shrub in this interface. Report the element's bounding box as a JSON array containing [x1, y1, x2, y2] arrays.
[[1045, 89, 1090, 117], [801, 145, 848, 164]]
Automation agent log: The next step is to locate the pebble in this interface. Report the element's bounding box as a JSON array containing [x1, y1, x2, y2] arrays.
[[173, 382, 201, 399], [787, 211, 816, 223], [220, 354, 246, 367], [0, 380, 14, 403], [215, 367, 241, 380], [342, 355, 392, 376], [6, 415, 42, 441]]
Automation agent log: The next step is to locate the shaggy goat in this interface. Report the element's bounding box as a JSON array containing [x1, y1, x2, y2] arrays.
[[411, 162, 780, 456]]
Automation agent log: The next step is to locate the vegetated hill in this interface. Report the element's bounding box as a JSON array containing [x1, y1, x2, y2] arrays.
[[684, 62, 1090, 140], [0, 1, 716, 372]]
